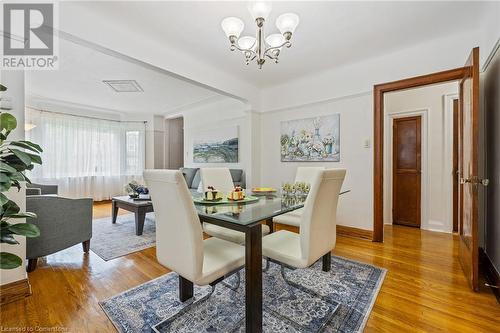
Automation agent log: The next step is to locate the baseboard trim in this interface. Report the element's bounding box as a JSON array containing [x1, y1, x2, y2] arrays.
[[337, 225, 373, 240], [273, 223, 373, 241], [0, 278, 32, 305], [479, 248, 500, 304]]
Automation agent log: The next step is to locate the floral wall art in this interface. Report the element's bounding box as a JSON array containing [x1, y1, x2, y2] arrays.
[[280, 114, 340, 162]]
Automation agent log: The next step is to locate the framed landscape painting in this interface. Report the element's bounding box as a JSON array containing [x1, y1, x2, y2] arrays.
[[193, 126, 239, 163], [280, 114, 340, 162]]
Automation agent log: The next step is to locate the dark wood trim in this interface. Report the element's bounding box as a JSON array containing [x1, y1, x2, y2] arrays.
[[479, 248, 500, 303], [373, 67, 466, 242], [336, 225, 373, 240], [0, 278, 31, 305]]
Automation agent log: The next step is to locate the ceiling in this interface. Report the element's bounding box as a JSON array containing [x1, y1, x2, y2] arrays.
[[66, 1, 489, 87], [26, 37, 221, 115]]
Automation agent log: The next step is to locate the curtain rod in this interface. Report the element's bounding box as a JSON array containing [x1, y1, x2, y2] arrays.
[[26, 107, 148, 124]]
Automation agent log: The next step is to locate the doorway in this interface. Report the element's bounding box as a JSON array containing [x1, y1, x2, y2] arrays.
[[165, 116, 184, 169], [392, 116, 421, 228]]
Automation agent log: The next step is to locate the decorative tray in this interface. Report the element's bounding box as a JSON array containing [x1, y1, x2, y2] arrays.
[[251, 187, 277, 195], [193, 195, 259, 205]]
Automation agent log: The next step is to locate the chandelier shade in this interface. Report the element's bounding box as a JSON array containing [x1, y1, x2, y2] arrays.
[[276, 13, 300, 34], [238, 36, 256, 50], [221, 17, 244, 38], [247, 2, 272, 20], [265, 33, 285, 48]]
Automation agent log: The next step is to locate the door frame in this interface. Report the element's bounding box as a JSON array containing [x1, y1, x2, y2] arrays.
[[373, 67, 466, 242], [386, 110, 428, 230]]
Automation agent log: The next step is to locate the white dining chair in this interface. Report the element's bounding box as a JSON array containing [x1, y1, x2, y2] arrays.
[[200, 167, 270, 244], [143, 169, 245, 302], [263, 169, 346, 274], [272, 166, 325, 228]]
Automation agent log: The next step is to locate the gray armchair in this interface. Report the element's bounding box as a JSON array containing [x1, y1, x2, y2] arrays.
[[26, 183, 58, 196], [26, 195, 93, 272]]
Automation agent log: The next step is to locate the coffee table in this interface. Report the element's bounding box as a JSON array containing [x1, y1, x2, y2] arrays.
[[111, 196, 154, 236]]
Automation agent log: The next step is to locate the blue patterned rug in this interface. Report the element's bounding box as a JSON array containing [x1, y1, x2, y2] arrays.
[[100, 256, 386, 332]]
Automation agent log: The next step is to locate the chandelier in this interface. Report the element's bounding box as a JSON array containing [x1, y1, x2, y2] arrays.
[[221, 2, 299, 69]]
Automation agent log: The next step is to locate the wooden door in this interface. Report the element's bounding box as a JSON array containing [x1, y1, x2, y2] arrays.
[[392, 116, 421, 228], [458, 47, 480, 291], [453, 99, 459, 233]]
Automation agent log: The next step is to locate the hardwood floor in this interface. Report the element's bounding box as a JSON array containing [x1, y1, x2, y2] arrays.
[[1, 201, 499, 332]]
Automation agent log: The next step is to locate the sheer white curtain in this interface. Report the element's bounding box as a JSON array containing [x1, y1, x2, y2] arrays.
[[26, 108, 146, 201]]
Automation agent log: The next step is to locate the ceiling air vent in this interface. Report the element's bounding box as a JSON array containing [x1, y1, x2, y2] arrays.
[[103, 80, 144, 92]]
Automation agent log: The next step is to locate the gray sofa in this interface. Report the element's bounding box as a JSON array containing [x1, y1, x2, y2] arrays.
[[26, 183, 58, 196], [26, 184, 93, 272], [180, 168, 245, 195]]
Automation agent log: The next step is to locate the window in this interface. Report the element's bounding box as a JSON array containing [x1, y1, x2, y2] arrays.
[[26, 108, 145, 200]]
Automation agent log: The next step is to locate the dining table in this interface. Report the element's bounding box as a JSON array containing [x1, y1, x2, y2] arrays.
[[186, 190, 350, 333]]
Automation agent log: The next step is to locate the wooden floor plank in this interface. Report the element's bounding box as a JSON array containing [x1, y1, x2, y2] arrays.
[[1, 203, 499, 332]]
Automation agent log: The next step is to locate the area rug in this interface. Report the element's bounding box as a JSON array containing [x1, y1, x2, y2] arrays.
[[99, 256, 386, 332], [90, 213, 156, 261]]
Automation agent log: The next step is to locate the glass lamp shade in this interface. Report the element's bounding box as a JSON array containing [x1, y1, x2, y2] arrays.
[[238, 36, 256, 50], [247, 2, 272, 20], [265, 33, 285, 48], [221, 17, 244, 38], [276, 13, 299, 34]]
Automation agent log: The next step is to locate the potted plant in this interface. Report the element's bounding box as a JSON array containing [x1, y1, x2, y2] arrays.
[[0, 83, 43, 269]]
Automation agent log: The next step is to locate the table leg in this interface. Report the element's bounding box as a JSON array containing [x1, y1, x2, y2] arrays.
[[179, 275, 194, 302], [111, 200, 118, 224], [265, 218, 274, 233], [322, 252, 331, 272], [135, 209, 146, 236], [245, 223, 262, 332]]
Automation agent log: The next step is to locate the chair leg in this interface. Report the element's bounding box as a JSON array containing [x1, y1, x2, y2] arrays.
[[27, 258, 38, 272], [322, 252, 331, 272], [179, 275, 194, 302], [82, 240, 90, 253], [222, 271, 241, 291]]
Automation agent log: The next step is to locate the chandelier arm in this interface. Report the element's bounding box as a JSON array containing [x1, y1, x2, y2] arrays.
[[230, 43, 257, 56], [263, 41, 292, 58]]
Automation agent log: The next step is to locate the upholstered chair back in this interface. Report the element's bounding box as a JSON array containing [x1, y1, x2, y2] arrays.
[[200, 168, 235, 195], [143, 170, 203, 282], [295, 167, 325, 185], [300, 169, 346, 266]]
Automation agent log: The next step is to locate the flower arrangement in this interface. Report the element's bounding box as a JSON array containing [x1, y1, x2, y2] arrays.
[[124, 181, 149, 198]]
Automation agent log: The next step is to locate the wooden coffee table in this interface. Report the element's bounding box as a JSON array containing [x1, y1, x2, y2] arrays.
[[111, 196, 154, 236]]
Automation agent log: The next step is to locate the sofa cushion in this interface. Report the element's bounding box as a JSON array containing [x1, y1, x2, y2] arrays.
[[191, 169, 202, 189], [180, 168, 199, 188], [229, 169, 243, 183]]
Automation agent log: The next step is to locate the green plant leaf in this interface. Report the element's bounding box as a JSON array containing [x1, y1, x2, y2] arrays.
[[0, 234, 18, 244], [18, 140, 43, 153], [9, 149, 32, 166], [0, 252, 22, 269], [0, 193, 8, 206], [8, 223, 40, 237], [0, 113, 17, 132], [0, 163, 17, 173], [8, 212, 37, 219], [0, 181, 11, 192], [25, 152, 42, 164], [7, 141, 42, 153], [0, 84, 7, 92], [1, 200, 20, 216]]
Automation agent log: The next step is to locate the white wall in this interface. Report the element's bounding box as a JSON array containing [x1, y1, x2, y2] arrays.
[[0, 70, 28, 285], [182, 97, 256, 185], [261, 29, 483, 113], [384, 82, 458, 233], [260, 93, 373, 231]]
